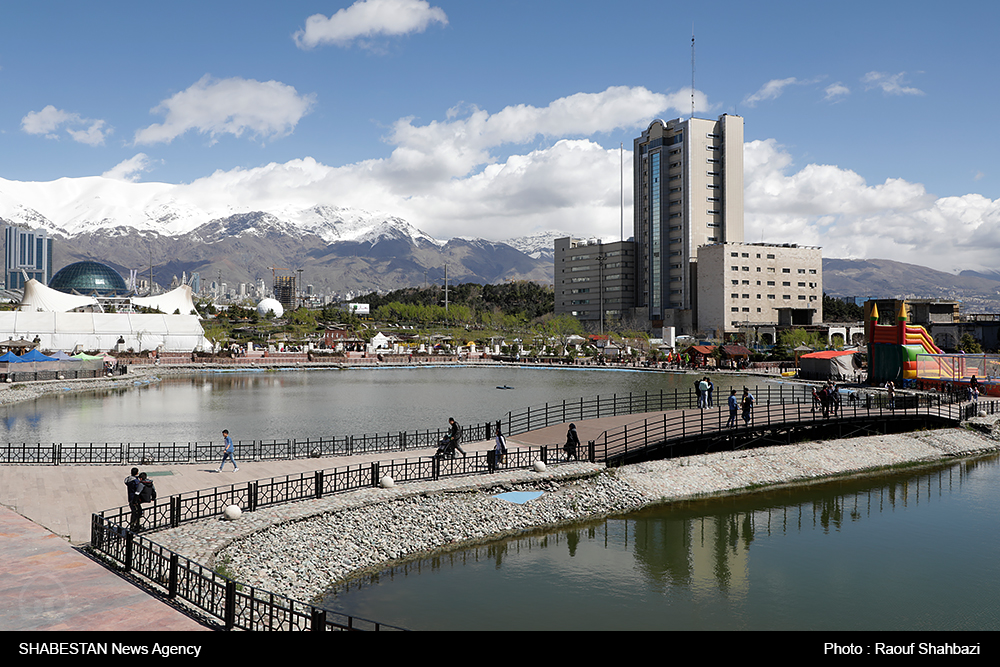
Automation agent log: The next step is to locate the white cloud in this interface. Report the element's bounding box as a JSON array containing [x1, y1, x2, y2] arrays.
[[133, 75, 316, 146], [377, 85, 692, 189], [743, 139, 1000, 272], [823, 82, 850, 102], [21, 105, 111, 145], [294, 0, 448, 49], [862, 71, 925, 96], [102, 153, 156, 182], [743, 78, 800, 107], [171, 86, 682, 238]]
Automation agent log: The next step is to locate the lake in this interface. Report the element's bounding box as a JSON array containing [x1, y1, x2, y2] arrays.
[[0, 365, 767, 445], [319, 455, 1000, 631]]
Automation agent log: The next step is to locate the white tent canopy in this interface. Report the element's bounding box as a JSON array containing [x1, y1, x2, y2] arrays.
[[131, 285, 198, 316], [18, 279, 99, 313], [0, 311, 210, 353]]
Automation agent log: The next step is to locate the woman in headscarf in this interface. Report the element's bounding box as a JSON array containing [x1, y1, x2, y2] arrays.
[[564, 423, 581, 461]]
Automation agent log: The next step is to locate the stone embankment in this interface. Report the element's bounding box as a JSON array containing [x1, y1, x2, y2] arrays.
[[151, 420, 1000, 605], [0, 367, 164, 406]]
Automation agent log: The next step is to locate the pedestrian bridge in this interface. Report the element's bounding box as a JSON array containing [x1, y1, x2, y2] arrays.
[[586, 399, 991, 467]]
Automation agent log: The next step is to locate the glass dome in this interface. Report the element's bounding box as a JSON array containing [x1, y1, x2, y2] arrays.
[[49, 261, 129, 296]]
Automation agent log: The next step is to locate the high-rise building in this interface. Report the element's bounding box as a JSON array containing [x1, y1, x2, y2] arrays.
[[4, 225, 54, 290], [633, 114, 744, 331]]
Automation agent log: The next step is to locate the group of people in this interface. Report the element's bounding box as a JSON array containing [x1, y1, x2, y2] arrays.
[[726, 387, 755, 427], [122, 429, 238, 533], [812, 382, 843, 418], [695, 377, 715, 409], [123, 467, 157, 532], [436, 416, 581, 464]]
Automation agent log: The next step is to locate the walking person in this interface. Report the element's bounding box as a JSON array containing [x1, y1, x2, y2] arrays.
[[707, 378, 715, 408], [448, 417, 467, 457], [741, 388, 755, 426], [885, 381, 895, 410], [564, 423, 581, 461], [218, 429, 239, 472], [726, 389, 739, 428]]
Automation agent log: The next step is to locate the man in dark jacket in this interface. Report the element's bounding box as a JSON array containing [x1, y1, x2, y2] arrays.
[[448, 417, 467, 457], [125, 467, 143, 532]]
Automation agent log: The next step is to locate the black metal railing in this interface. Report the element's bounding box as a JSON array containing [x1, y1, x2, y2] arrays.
[[589, 395, 989, 464], [3, 384, 978, 465], [0, 384, 810, 465], [90, 444, 558, 631]]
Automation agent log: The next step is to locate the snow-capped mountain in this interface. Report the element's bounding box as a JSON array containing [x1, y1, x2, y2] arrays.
[[504, 230, 569, 261], [0, 175, 553, 294]]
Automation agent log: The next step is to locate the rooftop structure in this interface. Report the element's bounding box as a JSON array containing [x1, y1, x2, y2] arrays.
[[49, 261, 129, 297]]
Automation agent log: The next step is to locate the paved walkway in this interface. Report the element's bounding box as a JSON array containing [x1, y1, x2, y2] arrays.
[[0, 409, 659, 632]]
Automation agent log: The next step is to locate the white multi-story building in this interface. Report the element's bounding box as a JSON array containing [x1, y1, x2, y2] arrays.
[[633, 114, 744, 332], [697, 242, 823, 338]]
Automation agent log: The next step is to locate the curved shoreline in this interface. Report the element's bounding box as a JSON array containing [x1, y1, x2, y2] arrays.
[[150, 420, 1000, 605]]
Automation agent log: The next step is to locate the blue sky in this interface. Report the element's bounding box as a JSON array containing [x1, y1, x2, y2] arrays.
[[2, 0, 999, 272]]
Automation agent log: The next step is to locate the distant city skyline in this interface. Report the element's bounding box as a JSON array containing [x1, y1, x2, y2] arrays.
[[1, 1, 998, 274]]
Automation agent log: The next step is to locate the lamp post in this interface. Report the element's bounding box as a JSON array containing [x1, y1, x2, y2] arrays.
[[597, 250, 606, 337]]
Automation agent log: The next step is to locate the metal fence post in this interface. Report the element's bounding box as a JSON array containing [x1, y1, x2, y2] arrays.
[[224, 580, 236, 630], [124, 532, 134, 574], [315, 471, 324, 499], [168, 554, 179, 599], [311, 607, 327, 631]]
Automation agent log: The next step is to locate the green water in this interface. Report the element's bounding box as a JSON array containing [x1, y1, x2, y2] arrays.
[[321, 456, 1000, 631]]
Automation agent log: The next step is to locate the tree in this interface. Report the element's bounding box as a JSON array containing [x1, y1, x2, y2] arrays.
[[823, 294, 864, 322], [543, 314, 584, 356], [959, 333, 983, 354]]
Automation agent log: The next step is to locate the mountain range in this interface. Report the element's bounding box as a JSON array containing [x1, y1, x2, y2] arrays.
[[0, 176, 555, 295], [3, 175, 999, 310]]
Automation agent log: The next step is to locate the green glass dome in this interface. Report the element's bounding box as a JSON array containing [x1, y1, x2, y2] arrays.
[[49, 261, 129, 296]]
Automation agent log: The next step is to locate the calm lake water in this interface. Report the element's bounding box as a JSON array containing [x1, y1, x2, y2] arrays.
[[0, 365, 764, 445], [320, 456, 1000, 631]]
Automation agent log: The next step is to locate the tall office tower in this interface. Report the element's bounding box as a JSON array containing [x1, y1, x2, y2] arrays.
[[3, 225, 54, 290], [633, 114, 743, 332]]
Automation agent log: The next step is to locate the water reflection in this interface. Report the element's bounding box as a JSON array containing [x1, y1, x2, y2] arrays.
[[322, 456, 1000, 630], [0, 366, 761, 444]]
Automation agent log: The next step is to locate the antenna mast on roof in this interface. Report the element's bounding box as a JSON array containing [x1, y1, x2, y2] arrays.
[[691, 28, 696, 119]]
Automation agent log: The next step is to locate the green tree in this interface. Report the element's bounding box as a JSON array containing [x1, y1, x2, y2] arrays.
[[959, 333, 983, 354]]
